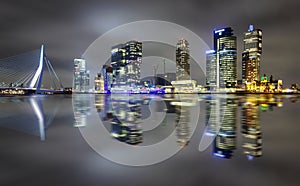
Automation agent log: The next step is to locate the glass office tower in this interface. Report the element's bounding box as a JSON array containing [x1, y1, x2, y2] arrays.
[[206, 50, 217, 90], [214, 28, 237, 89], [73, 58, 90, 92], [242, 25, 262, 84], [111, 41, 142, 91]]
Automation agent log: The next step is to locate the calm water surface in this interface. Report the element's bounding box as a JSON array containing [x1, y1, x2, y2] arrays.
[[1, 94, 300, 186]]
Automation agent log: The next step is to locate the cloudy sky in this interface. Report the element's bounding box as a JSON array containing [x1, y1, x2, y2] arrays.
[[1, 0, 300, 87]]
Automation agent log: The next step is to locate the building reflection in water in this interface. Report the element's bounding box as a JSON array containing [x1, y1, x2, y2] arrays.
[[175, 104, 190, 148], [171, 95, 197, 148], [110, 95, 143, 145], [92, 94, 197, 148], [73, 93, 295, 159], [94, 95, 143, 145], [95, 94, 113, 121], [73, 94, 91, 127], [241, 97, 262, 160], [206, 94, 285, 160], [206, 96, 237, 159]]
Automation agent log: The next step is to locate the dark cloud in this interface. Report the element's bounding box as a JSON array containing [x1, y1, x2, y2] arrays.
[[0, 0, 299, 86]]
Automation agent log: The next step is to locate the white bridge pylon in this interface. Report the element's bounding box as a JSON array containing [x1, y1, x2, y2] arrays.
[[29, 45, 45, 89], [0, 45, 63, 92], [29, 45, 63, 92]]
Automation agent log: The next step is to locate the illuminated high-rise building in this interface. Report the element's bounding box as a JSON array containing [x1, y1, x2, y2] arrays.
[[125, 41, 142, 88], [73, 58, 90, 92], [242, 25, 262, 84], [111, 44, 126, 89], [111, 41, 142, 91], [102, 65, 113, 93], [206, 50, 217, 90], [176, 39, 190, 81], [214, 28, 237, 89]]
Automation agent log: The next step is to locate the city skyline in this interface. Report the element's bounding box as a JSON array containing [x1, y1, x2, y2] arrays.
[[1, 1, 300, 185], [71, 25, 288, 93], [0, 23, 296, 94], [0, 0, 299, 87]]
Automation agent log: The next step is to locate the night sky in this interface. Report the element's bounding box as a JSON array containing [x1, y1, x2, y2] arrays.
[[1, 0, 300, 87]]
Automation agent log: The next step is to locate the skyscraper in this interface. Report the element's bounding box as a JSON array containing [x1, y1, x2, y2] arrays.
[[176, 39, 190, 81], [242, 25, 262, 84], [111, 41, 142, 91], [73, 58, 90, 92], [214, 27, 237, 89], [102, 65, 113, 93], [111, 44, 126, 89], [206, 50, 217, 90], [125, 41, 142, 88]]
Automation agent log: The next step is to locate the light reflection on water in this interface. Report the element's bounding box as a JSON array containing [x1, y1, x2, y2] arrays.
[[71, 94, 298, 160], [1, 94, 300, 185], [0, 94, 299, 161]]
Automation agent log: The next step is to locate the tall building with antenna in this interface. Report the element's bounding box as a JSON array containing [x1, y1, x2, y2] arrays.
[[242, 25, 262, 85]]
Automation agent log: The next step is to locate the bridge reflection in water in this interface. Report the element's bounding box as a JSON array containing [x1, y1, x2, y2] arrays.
[[0, 95, 61, 140]]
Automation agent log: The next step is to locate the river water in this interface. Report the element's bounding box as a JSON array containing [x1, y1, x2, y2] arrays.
[[1, 94, 300, 186]]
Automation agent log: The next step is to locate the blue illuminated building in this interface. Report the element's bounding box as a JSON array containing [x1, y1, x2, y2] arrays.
[[110, 41, 142, 92], [102, 65, 113, 93], [214, 27, 237, 89]]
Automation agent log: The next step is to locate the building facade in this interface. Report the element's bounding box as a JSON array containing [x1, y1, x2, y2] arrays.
[[214, 27, 237, 89], [102, 65, 113, 93], [176, 39, 190, 81], [111, 41, 142, 92], [206, 50, 217, 90], [242, 25, 262, 85], [73, 58, 90, 92]]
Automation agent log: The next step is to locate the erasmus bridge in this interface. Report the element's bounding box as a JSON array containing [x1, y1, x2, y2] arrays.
[[0, 45, 64, 94]]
